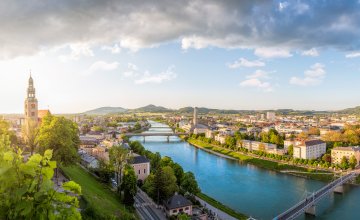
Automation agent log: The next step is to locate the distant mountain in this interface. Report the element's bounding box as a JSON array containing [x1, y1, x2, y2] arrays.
[[131, 104, 173, 113], [337, 106, 360, 115], [83, 107, 127, 115]]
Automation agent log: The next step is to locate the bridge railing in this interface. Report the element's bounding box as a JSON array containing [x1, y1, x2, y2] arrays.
[[273, 172, 354, 220]]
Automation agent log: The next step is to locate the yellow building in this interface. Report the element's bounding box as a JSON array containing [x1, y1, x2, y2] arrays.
[[331, 147, 360, 165]]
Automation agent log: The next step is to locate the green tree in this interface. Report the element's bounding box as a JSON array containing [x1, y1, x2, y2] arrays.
[[109, 145, 129, 191], [37, 115, 80, 166], [121, 165, 137, 206], [341, 156, 349, 169], [22, 119, 39, 155], [287, 145, 294, 156], [172, 163, 184, 186], [153, 166, 178, 204], [180, 172, 200, 196], [0, 136, 81, 219], [322, 153, 331, 163], [0, 120, 17, 145], [349, 155, 357, 169]]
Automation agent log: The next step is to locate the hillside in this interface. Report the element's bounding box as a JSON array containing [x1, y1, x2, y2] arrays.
[[131, 104, 173, 113], [83, 107, 127, 115]]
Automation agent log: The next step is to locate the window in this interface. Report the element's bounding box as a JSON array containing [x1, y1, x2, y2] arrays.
[[31, 104, 35, 109], [138, 170, 140, 174], [31, 112, 35, 116], [144, 169, 146, 174], [185, 207, 189, 210]]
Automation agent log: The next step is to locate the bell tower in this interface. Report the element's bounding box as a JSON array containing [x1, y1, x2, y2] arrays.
[[24, 74, 38, 125]]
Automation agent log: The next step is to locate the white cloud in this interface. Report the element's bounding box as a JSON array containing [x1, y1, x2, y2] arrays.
[[290, 63, 326, 86], [279, 2, 289, 11], [302, 48, 319, 57], [58, 43, 94, 62], [227, 58, 265, 68], [122, 63, 177, 84], [101, 44, 121, 54], [254, 47, 292, 58], [240, 69, 273, 92], [345, 52, 360, 58], [89, 61, 119, 72], [246, 69, 270, 79], [135, 66, 177, 84]]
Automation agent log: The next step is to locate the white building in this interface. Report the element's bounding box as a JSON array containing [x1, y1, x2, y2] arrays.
[[267, 112, 276, 121], [293, 140, 326, 159]]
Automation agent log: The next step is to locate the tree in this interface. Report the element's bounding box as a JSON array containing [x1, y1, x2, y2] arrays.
[[37, 115, 80, 166], [0, 120, 17, 145], [94, 158, 113, 183], [180, 172, 200, 196], [341, 156, 349, 169], [121, 165, 137, 206], [258, 143, 266, 152], [349, 155, 358, 169], [308, 127, 320, 136], [152, 166, 178, 204], [151, 152, 161, 172], [322, 153, 331, 163], [0, 136, 81, 219], [172, 163, 184, 186], [297, 132, 308, 140], [287, 145, 294, 156], [22, 119, 39, 155], [110, 145, 129, 191]]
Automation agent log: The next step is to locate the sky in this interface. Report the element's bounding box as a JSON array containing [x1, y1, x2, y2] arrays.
[[1, 0, 360, 113]]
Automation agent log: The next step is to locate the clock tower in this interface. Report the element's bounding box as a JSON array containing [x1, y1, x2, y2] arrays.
[[24, 74, 38, 126]]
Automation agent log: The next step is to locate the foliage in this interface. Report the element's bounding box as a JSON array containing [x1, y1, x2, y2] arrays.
[[92, 159, 113, 183], [62, 165, 136, 219], [349, 155, 357, 169], [37, 114, 80, 166], [22, 119, 39, 155], [0, 136, 81, 219], [0, 120, 17, 145], [121, 165, 137, 206], [181, 172, 200, 196], [109, 145, 130, 191], [287, 145, 294, 156]]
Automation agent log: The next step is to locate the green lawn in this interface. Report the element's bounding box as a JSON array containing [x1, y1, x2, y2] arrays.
[[61, 165, 137, 219], [197, 193, 248, 220], [188, 138, 334, 182]]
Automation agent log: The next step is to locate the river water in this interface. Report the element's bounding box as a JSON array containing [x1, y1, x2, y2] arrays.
[[131, 121, 359, 220]]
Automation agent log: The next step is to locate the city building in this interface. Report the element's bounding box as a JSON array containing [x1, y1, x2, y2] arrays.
[[331, 146, 360, 166], [164, 194, 192, 217], [131, 154, 150, 181], [284, 139, 303, 151], [267, 112, 276, 121], [193, 107, 198, 126], [293, 140, 326, 159]]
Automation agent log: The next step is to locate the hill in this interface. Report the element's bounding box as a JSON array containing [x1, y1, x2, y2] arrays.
[[337, 106, 360, 115], [83, 107, 127, 115], [131, 104, 173, 113]]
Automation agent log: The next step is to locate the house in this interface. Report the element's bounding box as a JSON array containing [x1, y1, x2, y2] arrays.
[[331, 146, 360, 166], [79, 150, 99, 169], [214, 134, 226, 144], [205, 129, 214, 139], [131, 154, 150, 181], [293, 140, 326, 159], [80, 136, 99, 148], [284, 139, 303, 151], [164, 194, 192, 217]]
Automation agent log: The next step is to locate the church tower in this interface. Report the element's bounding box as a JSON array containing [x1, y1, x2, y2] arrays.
[[24, 75, 38, 125], [193, 107, 198, 126]]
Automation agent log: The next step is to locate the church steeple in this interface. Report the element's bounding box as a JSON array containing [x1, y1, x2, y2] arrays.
[[24, 73, 38, 125]]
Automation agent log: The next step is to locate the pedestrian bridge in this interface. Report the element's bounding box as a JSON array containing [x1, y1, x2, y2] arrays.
[[273, 172, 356, 220], [125, 132, 189, 142]]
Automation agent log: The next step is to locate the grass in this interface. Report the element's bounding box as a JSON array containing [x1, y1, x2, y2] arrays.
[[188, 138, 335, 182], [197, 192, 248, 220], [61, 165, 137, 219]]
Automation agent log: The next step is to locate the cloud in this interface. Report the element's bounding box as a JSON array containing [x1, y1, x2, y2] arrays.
[[240, 69, 273, 92], [58, 43, 94, 62], [101, 44, 121, 54], [302, 48, 319, 57], [345, 52, 360, 58], [227, 58, 265, 68], [122, 63, 176, 84], [89, 61, 119, 72], [290, 63, 326, 86], [254, 48, 292, 58], [1, 1, 360, 58]]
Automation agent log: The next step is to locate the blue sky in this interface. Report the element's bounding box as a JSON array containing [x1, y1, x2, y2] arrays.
[[1, 0, 360, 113]]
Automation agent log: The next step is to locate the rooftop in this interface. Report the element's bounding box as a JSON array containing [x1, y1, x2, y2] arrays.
[[164, 194, 192, 210]]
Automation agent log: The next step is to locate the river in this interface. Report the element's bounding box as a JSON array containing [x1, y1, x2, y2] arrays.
[[131, 121, 360, 220]]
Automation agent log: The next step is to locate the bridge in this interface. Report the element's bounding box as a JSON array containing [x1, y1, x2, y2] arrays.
[[273, 172, 356, 220], [125, 132, 189, 142]]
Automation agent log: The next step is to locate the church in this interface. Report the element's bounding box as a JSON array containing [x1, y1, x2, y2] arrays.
[[24, 75, 50, 127]]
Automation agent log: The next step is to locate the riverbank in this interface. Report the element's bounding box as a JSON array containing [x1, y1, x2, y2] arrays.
[[187, 138, 335, 182]]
